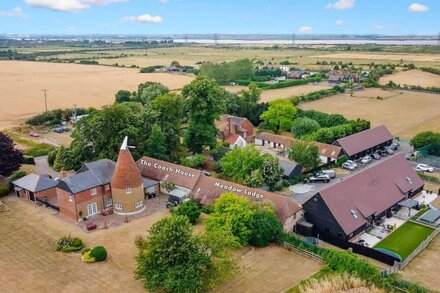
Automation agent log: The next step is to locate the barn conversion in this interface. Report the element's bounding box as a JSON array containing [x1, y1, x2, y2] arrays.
[[255, 132, 342, 164], [13, 137, 303, 231], [302, 154, 424, 241], [334, 125, 394, 159], [137, 156, 304, 231]]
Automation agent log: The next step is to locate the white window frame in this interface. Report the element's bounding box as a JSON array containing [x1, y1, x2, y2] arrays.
[[87, 203, 98, 216], [68, 194, 73, 202], [126, 187, 133, 194], [114, 202, 123, 210], [105, 198, 113, 208], [135, 201, 143, 209], [91, 188, 97, 196], [105, 184, 110, 191]]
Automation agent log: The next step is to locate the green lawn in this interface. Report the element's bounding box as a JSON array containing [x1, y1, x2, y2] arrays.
[[374, 221, 434, 260]]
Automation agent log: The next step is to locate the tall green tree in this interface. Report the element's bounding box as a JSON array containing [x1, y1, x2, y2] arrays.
[[142, 93, 184, 160], [114, 90, 133, 103], [219, 145, 265, 183], [226, 84, 266, 125], [288, 140, 321, 170], [291, 117, 321, 138], [260, 99, 297, 132], [182, 76, 226, 153], [249, 208, 284, 248], [244, 169, 264, 188], [70, 103, 142, 163], [0, 132, 23, 176], [136, 82, 169, 105], [259, 155, 284, 190], [135, 216, 237, 293], [410, 131, 440, 149], [144, 124, 168, 160], [206, 193, 255, 245]]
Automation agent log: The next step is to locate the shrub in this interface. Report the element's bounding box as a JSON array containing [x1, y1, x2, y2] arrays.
[[201, 204, 214, 214], [90, 246, 107, 262], [23, 155, 35, 165], [55, 236, 85, 253], [8, 170, 26, 182], [174, 200, 202, 225], [249, 209, 283, 247], [80, 248, 95, 263], [0, 183, 10, 197]]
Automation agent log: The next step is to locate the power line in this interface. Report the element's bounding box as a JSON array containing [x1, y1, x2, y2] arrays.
[[42, 89, 48, 113]]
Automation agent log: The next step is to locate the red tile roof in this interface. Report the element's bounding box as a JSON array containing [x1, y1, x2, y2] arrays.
[[315, 154, 424, 235], [111, 149, 143, 189], [224, 134, 241, 145], [257, 132, 341, 159], [335, 125, 394, 157], [136, 156, 303, 224], [192, 176, 302, 224], [136, 157, 201, 190]]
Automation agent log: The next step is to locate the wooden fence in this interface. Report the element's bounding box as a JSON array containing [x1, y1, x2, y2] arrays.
[[399, 227, 440, 270], [282, 242, 324, 263]]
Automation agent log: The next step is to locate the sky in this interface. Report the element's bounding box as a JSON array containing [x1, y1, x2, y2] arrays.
[[0, 0, 438, 35]]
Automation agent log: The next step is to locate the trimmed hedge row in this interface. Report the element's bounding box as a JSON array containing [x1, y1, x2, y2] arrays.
[[236, 77, 322, 90], [283, 234, 428, 292]]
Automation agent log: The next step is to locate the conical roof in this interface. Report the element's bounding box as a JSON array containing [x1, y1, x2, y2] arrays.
[[111, 137, 143, 189]]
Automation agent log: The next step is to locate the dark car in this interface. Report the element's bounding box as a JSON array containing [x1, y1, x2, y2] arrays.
[[379, 149, 388, 157], [390, 142, 400, 151], [52, 127, 64, 133]]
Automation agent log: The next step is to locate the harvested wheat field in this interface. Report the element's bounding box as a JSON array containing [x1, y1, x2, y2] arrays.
[[215, 246, 322, 293], [315, 52, 440, 63], [379, 70, 440, 88], [261, 84, 332, 102], [223, 84, 332, 102], [0, 61, 194, 129], [299, 88, 440, 138], [400, 234, 440, 292]]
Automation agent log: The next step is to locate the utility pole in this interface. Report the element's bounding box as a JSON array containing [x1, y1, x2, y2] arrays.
[[214, 33, 219, 45], [42, 89, 48, 113], [291, 33, 296, 47], [73, 104, 77, 123]]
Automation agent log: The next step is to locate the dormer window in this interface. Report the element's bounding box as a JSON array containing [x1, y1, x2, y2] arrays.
[[126, 187, 133, 194], [91, 188, 97, 196]]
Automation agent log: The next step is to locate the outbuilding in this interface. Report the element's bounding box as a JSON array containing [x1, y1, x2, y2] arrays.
[[334, 125, 394, 160], [13, 174, 58, 203]]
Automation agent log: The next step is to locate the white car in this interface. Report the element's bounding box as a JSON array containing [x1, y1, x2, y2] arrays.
[[346, 160, 358, 168], [416, 164, 434, 173], [341, 162, 356, 171], [361, 155, 372, 164]]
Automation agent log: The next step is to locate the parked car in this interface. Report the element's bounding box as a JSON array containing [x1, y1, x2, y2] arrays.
[[307, 174, 331, 183], [384, 147, 394, 155], [416, 164, 434, 173], [378, 149, 388, 157], [28, 131, 40, 137], [361, 155, 372, 164], [341, 162, 356, 171], [320, 169, 336, 179], [346, 160, 358, 168], [390, 142, 400, 151], [372, 152, 381, 160]]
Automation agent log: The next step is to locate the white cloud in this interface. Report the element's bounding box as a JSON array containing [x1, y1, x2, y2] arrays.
[[408, 3, 429, 12], [0, 6, 26, 17], [335, 19, 344, 25], [24, 0, 128, 12], [326, 0, 355, 10], [122, 14, 162, 23], [373, 24, 383, 30], [299, 26, 313, 33]]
